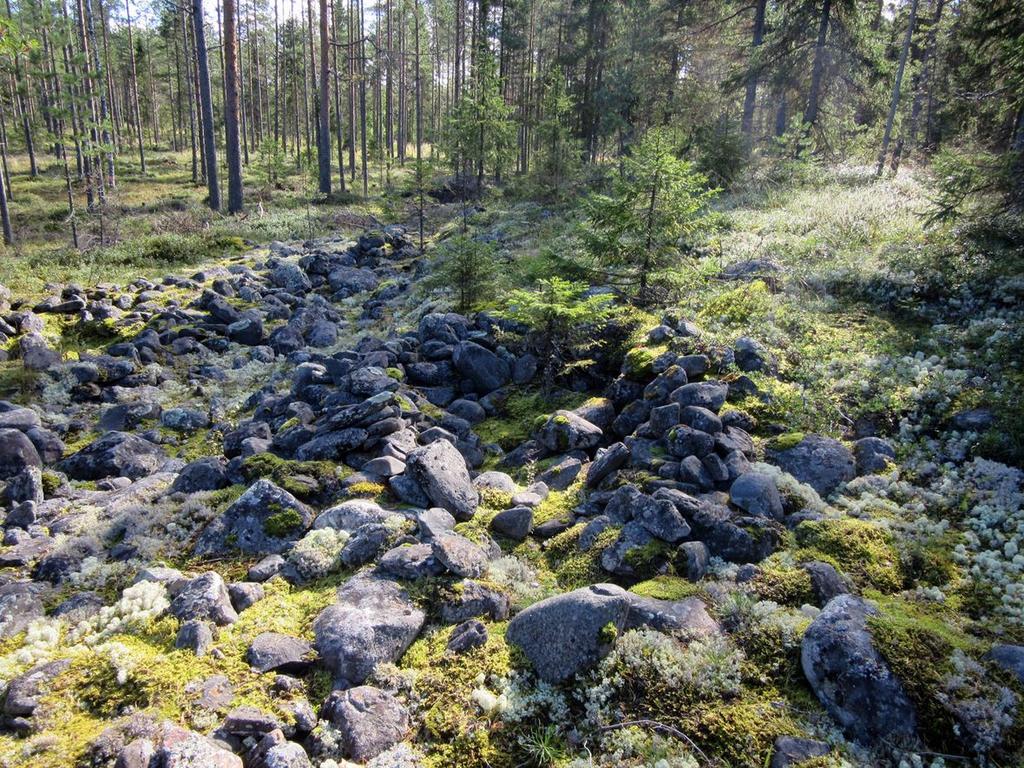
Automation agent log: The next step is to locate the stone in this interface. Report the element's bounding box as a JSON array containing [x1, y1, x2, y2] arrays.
[[414, 506, 457, 540], [767, 434, 855, 497], [321, 685, 410, 762], [801, 595, 917, 743], [735, 337, 773, 372], [770, 736, 831, 768], [169, 572, 238, 626], [19, 333, 60, 370], [194, 480, 314, 556], [537, 456, 584, 491], [313, 498, 397, 532], [452, 340, 511, 393], [405, 439, 479, 521], [535, 410, 602, 453], [601, 521, 661, 577], [228, 315, 265, 345], [669, 381, 729, 412], [431, 532, 488, 578], [221, 706, 281, 737], [161, 407, 210, 433], [585, 442, 629, 488], [729, 472, 784, 519], [313, 574, 426, 685], [666, 424, 715, 459], [340, 522, 393, 567], [439, 579, 511, 623], [623, 594, 719, 636], [677, 541, 709, 581], [688, 502, 780, 563], [853, 436, 896, 475], [986, 644, 1024, 685], [3, 659, 71, 719], [260, 742, 312, 768], [472, 470, 518, 494], [156, 721, 243, 768], [175, 620, 214, 656], [447, 619, 488, 653], [271, 261, 312, 294], [170, 457, 230, 493], [58, 431, 166, 481], [228, 582, 265, 612], [634, 494, 691, 543], [379, 543, 444, 579], [0, 429, 43, 480], [802, 561, 851, 606], [247, 632, 314, 674], [490, 506, 533, 540], [506, 583, 633, 683], [247, 555, 286, 582]]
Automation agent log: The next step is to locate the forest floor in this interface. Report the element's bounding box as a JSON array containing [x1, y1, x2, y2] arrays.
[[0, 155, 1020, 768]]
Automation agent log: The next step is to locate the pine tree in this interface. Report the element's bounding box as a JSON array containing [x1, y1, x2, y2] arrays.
[[582, 127, 716, 303]]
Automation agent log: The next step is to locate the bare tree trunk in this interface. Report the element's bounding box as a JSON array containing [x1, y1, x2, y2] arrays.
[[194, 0, 221, 209], [359, 0, 367, 195], [317, 0, 331, 193], [224, 0, 244, 211], [5, 0, 37, 177], [876, 0, 919, 176], [125, 0, 146, 172], [800, 0, 832, 151], [332, 0, 346, 190], [741, 0, 767, 138]]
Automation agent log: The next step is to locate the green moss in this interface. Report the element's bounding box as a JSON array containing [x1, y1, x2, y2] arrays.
[[698, 280, 773, 327], [473, 387, 590, 451], [386, 366, 404, 381], [769, 431, 806, 451], [241, 453, 349, 500], [794, 518, 903, 592], [630, 575, 704, 601], [262, 507, 304, 537], [865, 596, 985, 753], [598, 621, 619, 645], [347, 480, 387, 498], [401, 623, 518, 768], [40, 471, 62, 497], [532, 482, 582, 526], [478, 487, 514, 511], [750, 566, 814, 606], [550, 525, 621, 589], [623, 346, 659, 380]]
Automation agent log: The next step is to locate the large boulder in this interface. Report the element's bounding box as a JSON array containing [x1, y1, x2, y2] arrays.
[[169, 572, 238, 626], [0, 429, 42, 481], [57, 431, 165, 480], [535, 411, 603, 453], [452, 341, 510, 393], [321, 685, 410, 762], [313, 574, 425, 686], [246, 632, 314, 674], [194, 480, 314, 556], [767, 434, 855, 497], [729, 472, 783, 519], [405, 440, 479, 521], [506, 584, 633, 683], [801, 595, 917, 744]]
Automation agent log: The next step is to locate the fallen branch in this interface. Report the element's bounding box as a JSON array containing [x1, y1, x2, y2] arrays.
[[599, 719, 711, 765]]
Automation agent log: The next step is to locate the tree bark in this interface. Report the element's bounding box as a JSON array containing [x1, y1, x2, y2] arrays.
[[125, 0, 146, 172], [876, 0, 919, 176], [317, 0, 331, 193], [800, 0, 832, 149], [741, 0, 767, 138], [193, 0, 221, 209], [224, 0, 244, 211]]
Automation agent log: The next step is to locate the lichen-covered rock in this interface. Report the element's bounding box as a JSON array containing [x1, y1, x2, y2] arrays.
[[194, 479, 314, 556], [404, 439, 479, 521], [801, 595, 917, 743], [489, 506, 533, 540], [431, 532, 488, 577], [247, 632, 314, 674], [535, 410, 603, 453], [57, 431, 166, 481], [452, 340, 511, 393], [767, 434, 855, 497], [506, 583, 633, 683], [313, 574, 425, 686], [170, 572, 238, 626], [729, 472, 784, 519], [321, 685, 410, 762]]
